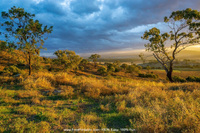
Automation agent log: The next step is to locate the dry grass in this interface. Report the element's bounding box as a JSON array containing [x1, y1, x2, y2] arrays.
[[23, 77, 54, 90], [0, 70, 200, 132]]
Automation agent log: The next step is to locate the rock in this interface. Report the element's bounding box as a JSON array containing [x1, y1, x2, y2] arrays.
[[13, 74, 21, 77], [53, 89, 62, 94]]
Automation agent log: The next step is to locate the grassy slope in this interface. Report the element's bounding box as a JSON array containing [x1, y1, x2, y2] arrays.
[[0, 51, 200, 132], [0, 72, 200, 132]]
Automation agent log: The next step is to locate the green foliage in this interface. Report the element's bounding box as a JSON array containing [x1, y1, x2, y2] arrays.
[[146, 65, 151, 73], [79, 66, 84, 71], [54, 50, 82, 71], [142, 8, 200, 82], [138, 73, 158, 78], [186, 76, 200, 82], [106, 63, 116, 73], [32, 56, 44, 70], [139, 53, 146, 64], [97, 66, 107, 75], [0, 40, 16, 52], [1, 6, 53, 75], [172, 76, 187, 83], [126, 65, 140, 73], [120, 64, 128, 71], [89, 54, 101, 63], [80, 59, 88, 66], [3, 65, 21, 75], [79, 59, 88, 71]]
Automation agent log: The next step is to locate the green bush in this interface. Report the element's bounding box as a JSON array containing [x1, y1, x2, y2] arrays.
[[138, 73, 158, 78], [126, 65, 140, 73], [186, 76, 200, 82], [120, 64, 128, 71], [79, 66, 84, 71], [97, 66, 107, 75], [107, 64, 115, 73], [172, 76, 186, 83], [3, 65, 21, 75]]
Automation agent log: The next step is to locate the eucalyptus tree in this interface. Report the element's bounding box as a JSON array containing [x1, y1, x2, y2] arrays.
[[89, 54, 101, 67], [1, 6, 53, 75], [54, 50, 82, 71], [142, 8, 200, 82]]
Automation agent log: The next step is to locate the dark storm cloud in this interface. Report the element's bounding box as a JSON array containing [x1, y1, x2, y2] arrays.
[[70, 0, 100, 15], [0, 0, 200, 56]]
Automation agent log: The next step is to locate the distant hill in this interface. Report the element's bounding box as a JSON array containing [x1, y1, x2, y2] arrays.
[[80, 46, 200, 62]]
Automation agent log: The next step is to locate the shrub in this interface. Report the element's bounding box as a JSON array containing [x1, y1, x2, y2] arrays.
[[126, 65, 140, 73], [186, 76, 196, 82], [79, 66, 84, 71], [116, 100, 126, 112], [54, 73, 74, 85], [107, 64, 115, 73], [138, 73, 158, 78], [3, 65, 21, 75], [97, 66, 107, 76], [120, 64, 128, 71], [23, 77, 53, 90], [59, 86, 74, 98], [100, 104, 110, 112], [172, 76, 186, 83], [186, 76, 200, 82]]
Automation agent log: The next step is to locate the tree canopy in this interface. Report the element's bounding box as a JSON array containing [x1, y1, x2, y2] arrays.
[[54, 50, 82, 71], [1, 6, 53, 75]]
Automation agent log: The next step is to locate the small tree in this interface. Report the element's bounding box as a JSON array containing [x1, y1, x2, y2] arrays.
[[54, 50, 82, 71], [97, 66, 107, 76], [1, 6, 53, 75], [146, 65, 151, 73], [138, 53, 146, 64], [89, 54, 101, 67], [142, 8, 200, 82], [120, 63, 128, 71]]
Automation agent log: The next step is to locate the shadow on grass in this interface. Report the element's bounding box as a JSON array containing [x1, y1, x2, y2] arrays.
[[104, 113, 130, 129]]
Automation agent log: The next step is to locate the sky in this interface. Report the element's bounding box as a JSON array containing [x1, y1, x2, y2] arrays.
[[0, 0, 200, 57]]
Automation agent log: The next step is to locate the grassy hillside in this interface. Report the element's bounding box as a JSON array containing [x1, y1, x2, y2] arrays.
[[0, 50, 200, 132], [1, 72, 200, 132]]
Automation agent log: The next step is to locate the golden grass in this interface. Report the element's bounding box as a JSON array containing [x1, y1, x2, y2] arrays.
[[1, 70, 200, 132], [59, 85, 74, 98], [23, 77, 54, 90]]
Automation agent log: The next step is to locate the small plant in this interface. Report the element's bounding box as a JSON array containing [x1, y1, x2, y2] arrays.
[[60, 86, 74, 98], [172, 76, 186, 83], [138, 73, 158, 78], [116, 100, 126, 112], [100, 104, 110, 112]]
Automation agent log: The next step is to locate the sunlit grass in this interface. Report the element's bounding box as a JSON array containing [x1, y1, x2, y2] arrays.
[[0, 71, 200, 132]]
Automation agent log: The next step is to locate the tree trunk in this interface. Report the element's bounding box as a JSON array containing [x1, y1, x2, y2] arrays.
[[167, 71, 173, 82], [167, 62, 173, 82], [28, 53, 32, 75], [94, 61, 97, 68]]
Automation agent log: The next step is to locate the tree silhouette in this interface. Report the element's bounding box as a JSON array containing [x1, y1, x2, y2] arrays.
[[89, 54, 101, 68], [142, 8, 200, 82]]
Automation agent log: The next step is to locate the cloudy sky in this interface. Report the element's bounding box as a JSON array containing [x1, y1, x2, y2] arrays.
[[0, 0, 200, 56]]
